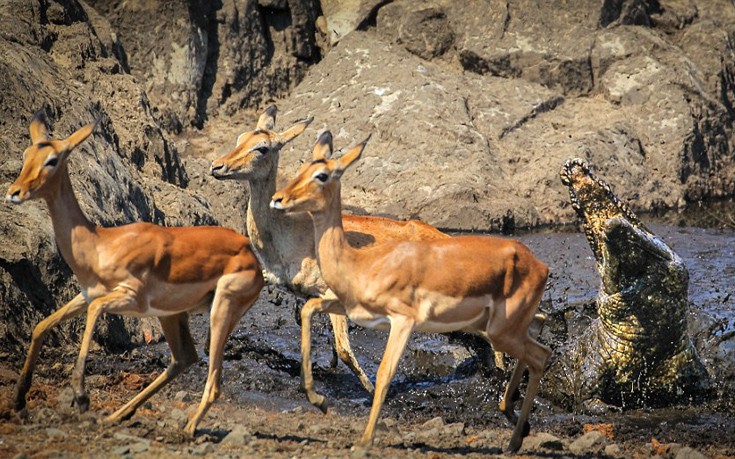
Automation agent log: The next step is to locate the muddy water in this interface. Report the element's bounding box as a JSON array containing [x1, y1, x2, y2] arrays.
[[187, 208, 735, 450]]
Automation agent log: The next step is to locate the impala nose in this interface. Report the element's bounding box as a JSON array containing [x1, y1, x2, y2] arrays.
[[210, 162, 225, 177], [5, 187, 22, 204], [270, 197, 284, 210]]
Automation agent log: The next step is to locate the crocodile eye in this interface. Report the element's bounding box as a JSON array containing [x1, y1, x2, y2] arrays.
[[44, 156, 59, 168], [314, 173, 329, 183]]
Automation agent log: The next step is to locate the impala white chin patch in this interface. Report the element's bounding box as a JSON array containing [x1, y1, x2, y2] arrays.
[[270, 200, 284, 210], [6, 194, 22, 204]]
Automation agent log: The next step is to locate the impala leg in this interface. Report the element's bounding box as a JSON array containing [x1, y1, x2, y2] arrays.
[[495, 313, 546, 372], [507, 338, 551, 453], [107, 313, 198, 424], [499, 359, 527, 425], [301, 298, 344, 412], [71, 288, 137, 413], [329, 312, 374, 393], [14, 293, 87, 411], [359, 316, 413, 447], [185, 273, 261, 436]]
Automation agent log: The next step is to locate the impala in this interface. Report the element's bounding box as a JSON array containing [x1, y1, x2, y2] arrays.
[[270, 132, 552, 452], [6, 113, 264, 436], [209, 105, 454, 393]]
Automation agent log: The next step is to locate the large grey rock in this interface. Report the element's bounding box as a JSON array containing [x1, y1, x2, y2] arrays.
[[319, 0, 383, 46], [275, 0, 735, 231]]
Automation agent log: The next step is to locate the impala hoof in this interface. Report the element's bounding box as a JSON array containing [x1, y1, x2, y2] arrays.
[[13, 384, 29, 411], [74, 392, 90, 413], [13, 397, 26, 412], [308, 392, 329, 413], [357, 436, 374, 448], [184, 423, 197, 438], [506, 437, 523, 454]]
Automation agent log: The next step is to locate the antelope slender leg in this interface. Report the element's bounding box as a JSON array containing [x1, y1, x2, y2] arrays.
[[301, 298, 345, 412], [329, 312, 374, 393], [359, 316, 414, 447], [185, 272, 261, 436], [71, 289, 137, 412], [507, 339, 551, 453], [14, 293, 87, 411], [107, 313, 198, 423]]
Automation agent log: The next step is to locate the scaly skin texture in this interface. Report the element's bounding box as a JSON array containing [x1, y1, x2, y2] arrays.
[[551, 158, 709, 410]]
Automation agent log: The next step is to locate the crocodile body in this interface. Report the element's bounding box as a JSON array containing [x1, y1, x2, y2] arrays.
[[551, 158, 709, 410]]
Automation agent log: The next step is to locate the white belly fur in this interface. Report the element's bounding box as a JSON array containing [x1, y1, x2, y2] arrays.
[[82, 280, 215, 318], [345, 291, 495, 334]]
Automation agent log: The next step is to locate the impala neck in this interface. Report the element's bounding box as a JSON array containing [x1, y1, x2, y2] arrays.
[[310, 186, 355, 293], [246, 159, 282, 262], [44, 165, 97, 272], [245, 158, 324, 295]]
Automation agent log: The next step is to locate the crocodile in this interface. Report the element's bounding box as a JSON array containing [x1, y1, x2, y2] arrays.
[[550, 158, 710, 411]]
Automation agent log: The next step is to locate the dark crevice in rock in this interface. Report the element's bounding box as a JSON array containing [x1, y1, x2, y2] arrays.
[[499, 95, 565, 139], [355, 0, 395, 30], [195, 0, 219, 129]]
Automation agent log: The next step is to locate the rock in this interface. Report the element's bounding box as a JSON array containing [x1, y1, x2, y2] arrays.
[[174, 390, 192, 402], [349, 445, 370, 458], [521, 432, 565, 452], [56, 387, 75, 410], [422, 416, 445, 430], [568, 430, 607, 455], [319, 0, 383, 46], [375, 418, 399, 435], [221, 425, 253, 446], [675, 446, 708, 459], [93, 0, 320, 131], [405, 340, 474, 379], [169, 408, 189, 429], [376, 1, 454, 60], [604, 443, 624, 458], [279, 0, 735, 231], [191, 442, 214, 456], [45, 428, 68, 438]]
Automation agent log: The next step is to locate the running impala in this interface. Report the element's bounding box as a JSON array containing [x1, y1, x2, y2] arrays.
[[209, 106, 453, 393], [270, 132, 551, 452], [6, 112, 264, 436]]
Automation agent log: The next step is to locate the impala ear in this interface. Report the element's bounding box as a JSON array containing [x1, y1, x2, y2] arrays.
[[312, 130, 333, 160], [61, 121, 96, 154], [29, 111, 49, 144], [335, 134, 370, 174], [276, 116, 313, 146], [257, 105, 278, 130], [236, 131, 248, 146]]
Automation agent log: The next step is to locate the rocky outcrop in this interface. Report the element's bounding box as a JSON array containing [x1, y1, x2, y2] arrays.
[[90, 0, 321, 132], [276, 0, 735, 231]]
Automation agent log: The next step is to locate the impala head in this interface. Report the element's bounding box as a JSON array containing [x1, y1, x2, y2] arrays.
[[560, 158, 644, 263], [210, 105, 313, 181], [6, 112, 95, 204], [270, 131, 369, 214]]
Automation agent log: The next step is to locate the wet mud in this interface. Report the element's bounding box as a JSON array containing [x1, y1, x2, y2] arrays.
[[1, 212, 735, 458]]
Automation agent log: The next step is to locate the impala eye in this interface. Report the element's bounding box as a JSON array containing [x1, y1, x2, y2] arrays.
[[314, 173, 329, 183], [44, 156, 59, 168], [254, 146, 269, 154]]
